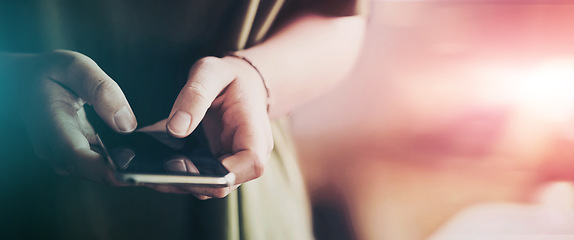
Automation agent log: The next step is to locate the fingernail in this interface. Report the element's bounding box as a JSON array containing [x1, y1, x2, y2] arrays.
[[164, 158, 188, 173], [111, 147, 136, 170], [114, 106, 137, 133], [168, 111, 191, 136]]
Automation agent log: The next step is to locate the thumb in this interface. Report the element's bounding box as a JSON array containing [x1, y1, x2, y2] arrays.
[[167, 57, 234, 137], [47, 50, 137, 133]]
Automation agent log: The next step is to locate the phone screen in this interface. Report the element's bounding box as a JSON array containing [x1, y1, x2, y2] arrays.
[[96, 127, 234, 186]]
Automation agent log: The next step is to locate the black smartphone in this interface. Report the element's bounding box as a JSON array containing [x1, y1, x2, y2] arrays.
[[95, 126, 235, 187]]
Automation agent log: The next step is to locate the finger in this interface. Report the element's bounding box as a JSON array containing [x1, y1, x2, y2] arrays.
[[50, 124, 121, 185], [47, 50, 137, 133], [76, 106, 98, 145], [145, 184, 193, 194], [202, 110, 225, 157], [163, 157, 199, 174], [193, 194, 212, 200], [221, 113, 272, 184], [48, 105, 119, 184], [38, 80, 120, 184], [177, 184, 239, 199], [144, 184, 222, 198], [222, 150, 269, 185], [21, 79, 76, 170], [52, 166, 71, 176], [167, 57, 234, 138]]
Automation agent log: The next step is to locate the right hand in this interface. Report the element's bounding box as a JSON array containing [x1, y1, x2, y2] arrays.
[[11, 50, 137, 184]]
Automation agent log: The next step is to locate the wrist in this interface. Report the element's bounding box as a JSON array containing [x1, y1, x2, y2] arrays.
[[223, 52, 271, 114]]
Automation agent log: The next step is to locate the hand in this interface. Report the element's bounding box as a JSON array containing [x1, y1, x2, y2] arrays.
[[13, 50, 137, 184], [164, 56, 273, 199]]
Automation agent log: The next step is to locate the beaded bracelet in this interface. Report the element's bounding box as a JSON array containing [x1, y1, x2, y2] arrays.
[[226, 51, 271, 113]]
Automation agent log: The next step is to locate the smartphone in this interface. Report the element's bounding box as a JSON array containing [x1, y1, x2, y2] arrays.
[[95, 126, 235, 187]]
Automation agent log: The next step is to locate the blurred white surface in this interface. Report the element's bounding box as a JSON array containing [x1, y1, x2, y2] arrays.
[[429, 182, 574, 240]]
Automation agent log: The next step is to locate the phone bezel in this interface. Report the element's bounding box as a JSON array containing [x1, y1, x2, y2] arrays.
[[95, 133, 236, 187]]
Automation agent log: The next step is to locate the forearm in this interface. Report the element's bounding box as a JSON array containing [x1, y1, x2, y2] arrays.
[[238, 13, 367, 118]]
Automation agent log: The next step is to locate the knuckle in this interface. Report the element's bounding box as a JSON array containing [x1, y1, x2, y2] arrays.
[[47, 50, 95, 79], [186, 80, 208, 94], [249, 151, 266, 179], [195, 56, 221, 70], [193, 56, 234, 80], [51, 50, 93, 68], [91, 79, 119, 103], [184, 81, 209, 102]]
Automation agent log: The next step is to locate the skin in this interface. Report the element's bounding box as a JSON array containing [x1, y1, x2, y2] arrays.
[[1, 12, 366, 199]]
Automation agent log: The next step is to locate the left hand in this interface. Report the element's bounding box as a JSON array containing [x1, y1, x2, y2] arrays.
[[160, 56, 273, 199]]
